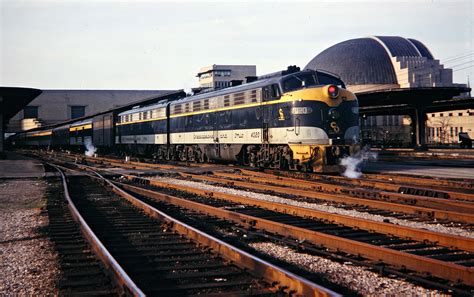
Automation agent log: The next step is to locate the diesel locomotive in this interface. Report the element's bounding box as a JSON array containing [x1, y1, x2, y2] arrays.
[[11, 67, 360, 172]]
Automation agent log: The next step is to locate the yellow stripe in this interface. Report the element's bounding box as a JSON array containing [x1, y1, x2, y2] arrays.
[[28, 131, 52, 137], [116, 117, 167, 126], [169, 87, 357, 118], [69, 124, 92, 132]]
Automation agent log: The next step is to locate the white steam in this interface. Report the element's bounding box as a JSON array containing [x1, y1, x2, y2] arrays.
[[184, 88, 194, 96], [84, 138, 97, 157], [340, 146, 377, 179]]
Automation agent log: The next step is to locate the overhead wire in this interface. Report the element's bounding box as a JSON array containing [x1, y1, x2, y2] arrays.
[[441, 51, 474, 62]]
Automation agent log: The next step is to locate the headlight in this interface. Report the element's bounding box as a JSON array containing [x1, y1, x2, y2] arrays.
[[327, 85, 339, 99]]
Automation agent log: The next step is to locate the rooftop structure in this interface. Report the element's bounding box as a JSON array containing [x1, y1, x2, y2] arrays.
[[306, 36, 457, 93], [197, 65, 256, 89]]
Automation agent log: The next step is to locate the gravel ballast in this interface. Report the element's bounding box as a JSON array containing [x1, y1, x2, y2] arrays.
[[0, 179, 59, 295], [150, 176, 474, 238], [250, 242, 445, 296]]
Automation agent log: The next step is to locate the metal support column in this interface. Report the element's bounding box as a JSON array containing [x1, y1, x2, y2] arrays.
[[0, 96, 4, 158], [413, 105, 427, 150]]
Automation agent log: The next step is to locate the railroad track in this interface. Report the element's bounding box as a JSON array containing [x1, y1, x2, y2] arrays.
[[106, 174, 474, 291], [180, 170, 474, 226], [33, 151, 474, 227], [43, 162, 337, 296], [48, 150, 474, 201], [58, 153, 474, 225], [51, 159, 474, 294], [43, 169, 120, 295], [26, 152, 474, 294], [267, 169, 474, 200]]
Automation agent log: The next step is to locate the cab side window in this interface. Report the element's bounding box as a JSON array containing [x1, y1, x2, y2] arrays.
[[262, 84, 281, 101]]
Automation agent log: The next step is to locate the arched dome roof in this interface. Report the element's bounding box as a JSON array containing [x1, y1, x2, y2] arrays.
[[305, 36, 434, 85]]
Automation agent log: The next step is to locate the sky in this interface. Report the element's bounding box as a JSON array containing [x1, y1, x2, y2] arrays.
[[1, 0, 473, 90]]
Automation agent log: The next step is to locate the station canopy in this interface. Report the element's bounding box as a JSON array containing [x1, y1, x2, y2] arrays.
[[1, 87, 43, 121]]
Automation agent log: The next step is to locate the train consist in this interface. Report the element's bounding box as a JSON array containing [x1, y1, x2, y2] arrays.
[[11, 67, 360, 172]]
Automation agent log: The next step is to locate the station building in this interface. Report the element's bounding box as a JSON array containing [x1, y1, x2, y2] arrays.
[[6, 90, 172, 133], [306, 36, 470, 147]]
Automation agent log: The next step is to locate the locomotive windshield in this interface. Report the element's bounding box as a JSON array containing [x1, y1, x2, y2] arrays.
[[316, 71, 345, 88], [282, 71, 346, 92], [282, 73, 318, 92]]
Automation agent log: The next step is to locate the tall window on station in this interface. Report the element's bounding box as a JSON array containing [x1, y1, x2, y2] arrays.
[[71, 106, 86, 119], [24, 106, 39, 119]]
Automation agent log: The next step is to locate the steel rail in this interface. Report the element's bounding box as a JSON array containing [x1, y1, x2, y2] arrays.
[[143, 174, 474, 252], [262, 169, 474, 202], [53, 151, 474, 200], [362, 172, 474, 189], [82, 152, 474, 201], [113, 178, 474, 286], [185, 171, 474, 225], [51, 164, 145, 297], [268, 168, 474, 198], [86, 169, 338, 297], [225, 170, 474, 216]]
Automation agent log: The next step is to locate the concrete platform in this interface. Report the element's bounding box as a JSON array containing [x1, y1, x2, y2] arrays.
[[0, 152, 45, 178]]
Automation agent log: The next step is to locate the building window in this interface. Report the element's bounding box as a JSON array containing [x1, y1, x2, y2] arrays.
[[458, 112, 463, 116], [431, 114, 435, 117], [439, 113, 444, 117], [213, 70, 231, 77], [371, 117, 377, 126], [71, 106, 85, 119], [455, 127, 458, 136], [449, 113, 453, 116], [23, 106, 38, 119]]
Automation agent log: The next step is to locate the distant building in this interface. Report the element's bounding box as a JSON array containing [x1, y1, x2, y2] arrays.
[[7, 90, 172, 132], [427, 109, 474, 144], [360, 115, 412, 147], [306, 36, 468, 146], [197, 65, 256, 89], [306, 36, 461, 92]]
